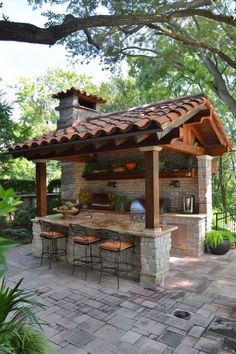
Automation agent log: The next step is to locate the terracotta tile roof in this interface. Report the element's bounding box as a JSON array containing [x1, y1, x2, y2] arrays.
[[10, 93, 211, 152], [52, 87, 106, 104]]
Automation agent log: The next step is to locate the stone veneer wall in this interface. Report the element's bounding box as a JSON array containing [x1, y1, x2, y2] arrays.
[[160, 214, 207, 257], [61, 150, 199, 212]]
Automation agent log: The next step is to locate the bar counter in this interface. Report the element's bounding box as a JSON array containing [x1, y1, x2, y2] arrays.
[[32, 211, 177, 288]]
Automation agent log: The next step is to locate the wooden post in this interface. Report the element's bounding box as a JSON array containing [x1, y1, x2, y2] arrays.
[[35, 162, 47, 216], [140, 146, 162, 229]]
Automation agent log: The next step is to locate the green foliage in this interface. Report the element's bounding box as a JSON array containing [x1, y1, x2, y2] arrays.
[[0, 186, 22, 217], [0, 179, 35, 195], [47, 179, 61, 193], [47, 196, 62, 215], [0, 278, 55, 354], [112, 195, 131, 211], [204, 230, 235, 248], [0, 186, 22, 276], [12, 208, 36, 228]]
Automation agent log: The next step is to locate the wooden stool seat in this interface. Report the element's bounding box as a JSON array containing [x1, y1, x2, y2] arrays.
[[40, 231, 65, 239], [73, 235, 100, 244], [99, 240, 133, 252]]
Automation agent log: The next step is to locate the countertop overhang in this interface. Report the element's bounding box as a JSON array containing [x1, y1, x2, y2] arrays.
[[33, 214, 177, 238]]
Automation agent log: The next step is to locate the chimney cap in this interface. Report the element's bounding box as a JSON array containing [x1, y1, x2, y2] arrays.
[[52, 87, 106, 104]]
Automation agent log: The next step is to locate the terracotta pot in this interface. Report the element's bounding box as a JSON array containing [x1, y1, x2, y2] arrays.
[[209, 239, 232, 255], [125, 162, 137, 171]]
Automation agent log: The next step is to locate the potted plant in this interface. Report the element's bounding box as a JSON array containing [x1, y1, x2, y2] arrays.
[[125, 162, 137, 171], [204, 229, 235, 255], [112, 162, 125, 173], [78, 190, 92, 208]]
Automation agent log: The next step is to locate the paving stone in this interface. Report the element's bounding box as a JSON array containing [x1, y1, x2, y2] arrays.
[[139, 337, 168, 353], [150, 322, 167, 336], [142, 300, 158, 309], [83, 337, 117, 354], [114, 307, 139, 319], [112, 342, 141, 354], [58, 344, 88, 354], [73, 313, 91, 324], [94, 324, 125, 345], [188, 326, 206, 338], [159, 330, 184, 347], [108, 314, 135, 330], [134, 317, 158, 332], [88, 308, 108, 320], [120, 300, 141, 311], [79, 317, 104, 333], [67, 329, 95, 348], [50, 290, 72, 301], [120, 330, 142, 344], [174, 343, 199, 354], [146, 309, 169, 322], [195, 336, 223, 354]]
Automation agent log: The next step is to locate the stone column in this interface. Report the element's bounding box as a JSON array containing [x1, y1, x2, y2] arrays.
[[139, 230, 172, 289], [197, 155, 212, 231]]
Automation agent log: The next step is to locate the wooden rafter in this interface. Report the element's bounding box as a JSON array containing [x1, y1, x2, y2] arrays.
[[160, 138, 205, 155]]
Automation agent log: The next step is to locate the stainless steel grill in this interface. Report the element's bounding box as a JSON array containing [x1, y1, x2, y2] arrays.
[[130, 198, 171, 221]]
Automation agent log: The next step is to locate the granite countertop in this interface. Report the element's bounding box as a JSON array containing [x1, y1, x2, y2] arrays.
[[33, 214, 177, 238]]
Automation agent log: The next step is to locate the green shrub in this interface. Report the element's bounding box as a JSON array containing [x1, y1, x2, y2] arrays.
[[204, 229, 235, 248], [0, 179, 35, 194], [47, 179, 61, 193], [47, 196, 62, 214]]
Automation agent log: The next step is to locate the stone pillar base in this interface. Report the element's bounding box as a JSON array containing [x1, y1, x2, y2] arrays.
[[140, 231, 172, 288]]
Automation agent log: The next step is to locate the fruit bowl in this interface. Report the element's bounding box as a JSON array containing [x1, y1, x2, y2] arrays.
[[53, 207, 79, 218]]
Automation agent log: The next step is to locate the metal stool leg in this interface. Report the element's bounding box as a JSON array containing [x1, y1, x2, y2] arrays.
[[72, 242, 76, 275], [99, 248, 103, 284], [84, 244, 88, 281]]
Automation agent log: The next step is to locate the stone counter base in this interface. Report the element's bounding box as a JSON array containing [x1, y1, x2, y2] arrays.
[[32, 218, 173, 288]]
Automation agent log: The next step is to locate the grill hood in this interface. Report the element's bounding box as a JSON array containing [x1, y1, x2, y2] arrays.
[[130, 198, 171, 214]]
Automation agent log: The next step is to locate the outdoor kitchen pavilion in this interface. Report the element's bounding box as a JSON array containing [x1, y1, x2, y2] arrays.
[[9, 88, 232, 286]]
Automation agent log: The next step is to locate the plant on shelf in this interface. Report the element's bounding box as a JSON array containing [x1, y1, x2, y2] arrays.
[[84, 161, 110, 174], [78, 190, 92, 208], [204, 229, 235, 255], [112, 162, 125, 173], [125, 162, 137, 171], [111, 194, 131, 211]]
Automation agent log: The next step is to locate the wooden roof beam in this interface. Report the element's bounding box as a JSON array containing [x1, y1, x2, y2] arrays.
[[205, 145, 230, 156], [160, 138, 205, 156]]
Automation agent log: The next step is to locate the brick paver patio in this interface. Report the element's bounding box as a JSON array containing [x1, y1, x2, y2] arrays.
[[5, 245, 236, 354]]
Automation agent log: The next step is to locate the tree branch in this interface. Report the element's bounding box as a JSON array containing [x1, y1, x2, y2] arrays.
[[149, 24, 236, 70]]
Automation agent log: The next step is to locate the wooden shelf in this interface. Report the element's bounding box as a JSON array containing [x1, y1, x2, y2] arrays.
[[82, 168, 197, 180]]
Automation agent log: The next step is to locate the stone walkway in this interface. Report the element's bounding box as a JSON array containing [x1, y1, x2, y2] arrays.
[[5, 245, 236, 354]]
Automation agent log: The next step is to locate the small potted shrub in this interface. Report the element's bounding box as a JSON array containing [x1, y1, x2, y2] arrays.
[[204, 229, 235, 255]]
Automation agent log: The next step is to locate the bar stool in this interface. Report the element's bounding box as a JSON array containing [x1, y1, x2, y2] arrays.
[[98, 231, 135, 289], [69, 224, 101, 280], [39, 220, 68, 269]]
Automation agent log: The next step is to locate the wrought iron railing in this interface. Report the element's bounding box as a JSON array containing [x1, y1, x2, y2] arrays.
[[214, 209, 236, 236]]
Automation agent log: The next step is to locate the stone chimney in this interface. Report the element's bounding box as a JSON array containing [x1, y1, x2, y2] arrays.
[[53, 88, 106, 129]]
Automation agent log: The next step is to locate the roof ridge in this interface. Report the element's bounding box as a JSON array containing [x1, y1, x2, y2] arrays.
[[82, 92, 206, 124]]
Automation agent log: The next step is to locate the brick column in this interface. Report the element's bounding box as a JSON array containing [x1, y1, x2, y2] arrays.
[[197, 155, 212, 231]]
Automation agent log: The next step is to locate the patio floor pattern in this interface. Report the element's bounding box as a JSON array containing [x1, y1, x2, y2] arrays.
[[5, 245, 236, 354]]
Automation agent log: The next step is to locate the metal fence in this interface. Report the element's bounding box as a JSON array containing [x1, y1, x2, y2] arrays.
[[214, 209, 236, 236]]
